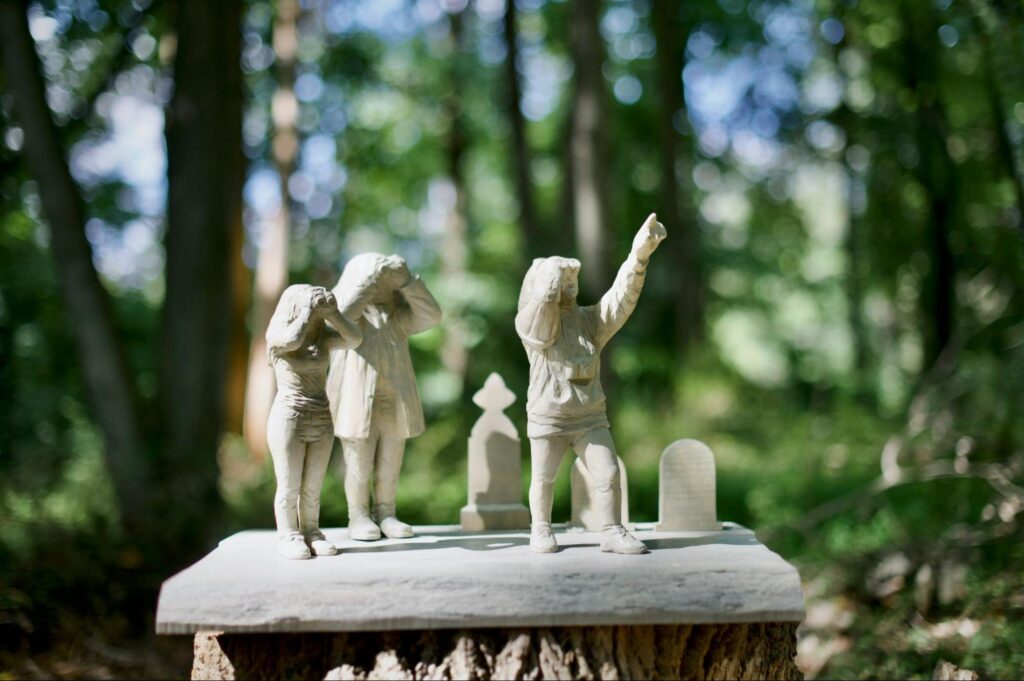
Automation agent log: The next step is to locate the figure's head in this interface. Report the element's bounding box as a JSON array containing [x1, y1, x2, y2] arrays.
[[267, 284, 321, 357], [334, 252, 406, 316], [518, 256, 582, 311]]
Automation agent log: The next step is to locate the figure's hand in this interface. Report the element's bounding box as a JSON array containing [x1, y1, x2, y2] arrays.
[[378, 256, 412, 290], [309, 286, 336, 315], [540, 260, 562, 301], [537, 257, 577, 302], [631, 213, 667, 261]]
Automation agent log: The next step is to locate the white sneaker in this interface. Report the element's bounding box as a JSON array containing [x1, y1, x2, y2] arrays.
[[600, 525, 647, 554], [277, 534, 312, 560], [305, 530, 338, 556], [377, 515, 414, 539], [349, 515, 381, 541], [530, 522, 558, 553]]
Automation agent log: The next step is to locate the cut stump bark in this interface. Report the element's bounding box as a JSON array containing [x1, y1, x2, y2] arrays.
[[192, 623, 801, 680]]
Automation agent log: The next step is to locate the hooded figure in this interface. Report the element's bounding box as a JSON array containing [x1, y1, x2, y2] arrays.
[[515, 213, 666, 554], [327, 253, 441, 541]]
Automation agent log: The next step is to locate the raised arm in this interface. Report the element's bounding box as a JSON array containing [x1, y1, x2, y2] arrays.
[[394, 275, 443, 336], [595, 213, 666, 346], [266, 302, 314, 356], [515, 259, 564, 350], [320, 298, 363, 351]]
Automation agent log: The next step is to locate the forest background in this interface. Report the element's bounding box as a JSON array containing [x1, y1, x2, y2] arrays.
[[0, 0, 1022, 678]]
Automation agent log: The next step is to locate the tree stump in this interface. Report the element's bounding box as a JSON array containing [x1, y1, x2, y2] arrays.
[[193, 623, 801, 680]]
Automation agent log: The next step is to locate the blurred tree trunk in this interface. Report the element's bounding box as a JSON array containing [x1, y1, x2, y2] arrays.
[[970, 0, 1024, 236], [555, 116, 575, 256], [243, 0, 300, 463], [225, 199, 251, 437], [568, 0, 612, 300], [503, 0, 540, 261], [161, 0, 244, 543], [0, 304, 9, 462], [827, 8, 870, 388], [652, 0, 703, 352], [0, 0, 151, 525], [843, 166, 869, 380], [440, 6, 469, 390], [973, 14, 1024, 233], [902, 0, 957, 367]]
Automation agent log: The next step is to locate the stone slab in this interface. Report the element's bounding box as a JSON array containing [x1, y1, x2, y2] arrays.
[[155, 523, 804, 635]]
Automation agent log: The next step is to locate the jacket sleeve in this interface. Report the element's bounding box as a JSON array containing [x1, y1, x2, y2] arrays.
[[394, 276, 442, 337], [322, 307, 363, 351], [595, 252, 648, 346], [515, 271, 562, 351], [266, 309, 311, 355]]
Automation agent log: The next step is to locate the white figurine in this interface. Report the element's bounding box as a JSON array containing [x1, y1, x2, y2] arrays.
[[267, 284, 362, 560], [515, 213, 666, 554], [328, 254, 442, 541]]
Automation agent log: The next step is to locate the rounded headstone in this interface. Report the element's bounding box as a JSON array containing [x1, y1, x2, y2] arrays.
[[656, 439, 719, 531]]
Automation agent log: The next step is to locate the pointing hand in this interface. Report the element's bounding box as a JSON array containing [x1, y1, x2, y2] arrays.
[[631, 213, 667, 261]]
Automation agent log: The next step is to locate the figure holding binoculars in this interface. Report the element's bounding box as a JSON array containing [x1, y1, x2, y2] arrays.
[[515, 214, 667, 554]]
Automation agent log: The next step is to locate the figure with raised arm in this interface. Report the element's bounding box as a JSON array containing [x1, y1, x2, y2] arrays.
[[328, 254, 442, 541], [515, 213, 667, 554], [267, 284, 362, 559]]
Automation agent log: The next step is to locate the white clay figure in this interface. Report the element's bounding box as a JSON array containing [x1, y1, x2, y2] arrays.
[[515, 213, 666, 554], [327, 254, 442, 541], [267, 284, 362, 559]]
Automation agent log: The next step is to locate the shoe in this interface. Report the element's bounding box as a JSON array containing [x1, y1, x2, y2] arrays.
[[530, 522, 558, 553], [277, 534, 312, 560], [349, 515, 381, 541], [377, 515, 414, 539], [305, 529, 338, 556], [600, 525, 647, 554]]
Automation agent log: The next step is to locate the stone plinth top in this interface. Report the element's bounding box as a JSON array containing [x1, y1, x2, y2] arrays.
[[155, 523, 804, 635]]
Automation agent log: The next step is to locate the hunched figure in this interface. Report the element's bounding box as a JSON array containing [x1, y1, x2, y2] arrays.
[[267, 284, 362, 559], [327, 253, 442, 541]]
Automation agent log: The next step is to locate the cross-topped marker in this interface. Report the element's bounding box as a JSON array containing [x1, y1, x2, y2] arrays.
[[460, 373, 530, 530], [473, 372, 516, 414]]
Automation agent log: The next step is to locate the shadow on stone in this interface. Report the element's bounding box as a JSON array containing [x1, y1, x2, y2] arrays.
[[339, 535, 532, 553], [335, 531, 755, 555], [643, 534, 759, 550]]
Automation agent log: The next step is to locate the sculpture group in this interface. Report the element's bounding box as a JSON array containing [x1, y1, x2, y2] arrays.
[[267, 213, 716, 560]]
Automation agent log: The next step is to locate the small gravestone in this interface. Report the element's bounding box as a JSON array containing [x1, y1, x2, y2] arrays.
[[657, 439, 720, 531], [460, 373, 531, 530], [570, 456, 630, 531]]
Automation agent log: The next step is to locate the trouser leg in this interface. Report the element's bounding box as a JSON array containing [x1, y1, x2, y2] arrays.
[[373, 435, 406, 518], [298, 436, 333, 534], [528, 435, 571, 524], [342, 432, 377, 520], [268, 413, 305, 538], [574, 428, 621, 530]]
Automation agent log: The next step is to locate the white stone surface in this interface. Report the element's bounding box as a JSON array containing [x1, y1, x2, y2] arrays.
[[570, 456, 630, 530], [657, 439, 720, 531], [155, 523, 804, 634], [460, 373, 530, 530]]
